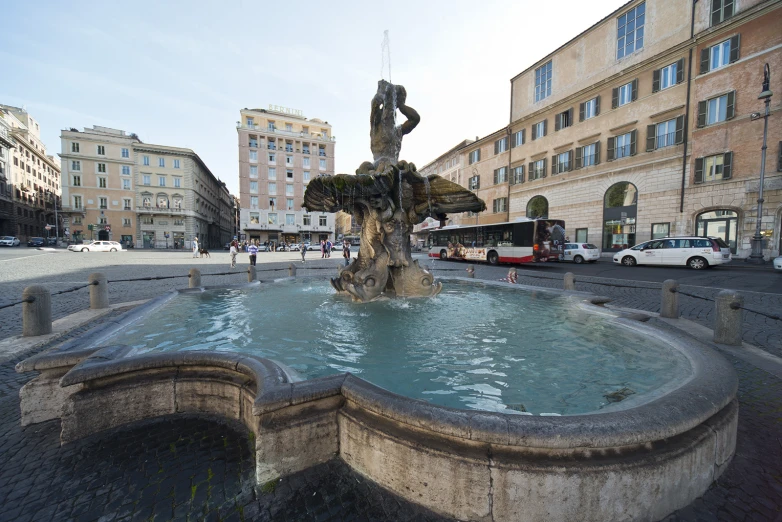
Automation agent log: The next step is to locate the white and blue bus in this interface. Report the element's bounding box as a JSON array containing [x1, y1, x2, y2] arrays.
[[427, 219, 566, 265]]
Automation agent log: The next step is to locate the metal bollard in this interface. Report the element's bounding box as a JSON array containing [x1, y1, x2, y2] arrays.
[[714, 289, 743, 346], [88, 273, 109, 309], [563, 272, 575, 291], [189, 268, 201, 288], [660, 279, 679, 319], [22, 285, 52, 337], [288, 263, 297, 277], [466, 265, 475, 278], [248, 265, 256, 282]]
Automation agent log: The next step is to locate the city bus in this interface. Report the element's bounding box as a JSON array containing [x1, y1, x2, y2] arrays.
[[427, 219, 566, 265]]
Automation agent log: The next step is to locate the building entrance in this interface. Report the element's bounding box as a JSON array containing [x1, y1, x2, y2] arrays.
[[602, 182, 638, 252], [142, 231, 154, 249], [696, 210, 738, 254]]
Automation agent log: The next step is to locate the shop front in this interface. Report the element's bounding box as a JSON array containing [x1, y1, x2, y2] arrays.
[[602, 182, 637, 252], [142, 231, 155, 249], [696, 210, 738, 254]]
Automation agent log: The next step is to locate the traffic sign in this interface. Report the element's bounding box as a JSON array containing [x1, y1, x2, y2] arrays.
[[88, 224, 94, 231], [45, 225, 52, 231]]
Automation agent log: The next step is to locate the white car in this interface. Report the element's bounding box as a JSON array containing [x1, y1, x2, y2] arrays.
[[69, 241, 124, 252], [613, 236, 731, 269], [774, 256, 782, 272], [0, 236, 20, 247], [563, 243, 600, 264]]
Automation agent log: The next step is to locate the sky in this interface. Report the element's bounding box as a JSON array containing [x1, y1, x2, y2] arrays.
[[1, 0, 629, 196]]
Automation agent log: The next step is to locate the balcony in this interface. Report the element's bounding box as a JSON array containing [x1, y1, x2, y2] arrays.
[[319, 151, 326, 157], [236, 123, 336, 142], [137, 206, 185, 214], [267, 145, 276, 150]]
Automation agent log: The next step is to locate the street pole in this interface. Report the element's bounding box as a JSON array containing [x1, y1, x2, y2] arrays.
[[53, 195, 59, 245], [746, 64, 773, 264]]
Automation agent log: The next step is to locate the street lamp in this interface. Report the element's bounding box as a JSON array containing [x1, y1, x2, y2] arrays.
[[746, 63, 772, 264]]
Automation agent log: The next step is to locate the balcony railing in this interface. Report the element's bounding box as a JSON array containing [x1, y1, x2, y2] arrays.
[[137, 206, 185, 213], [237, 123, 336, 142], [655, 132, 677, 149], [319, 151, 326, 157]]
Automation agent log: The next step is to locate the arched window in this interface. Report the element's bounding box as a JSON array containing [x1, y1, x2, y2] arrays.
[[602, 182, 638, 251], [526, 196, 549, 218], [604, 182, 637, 208], [157, 195, 169, 208], [142, 197, 151, 208]]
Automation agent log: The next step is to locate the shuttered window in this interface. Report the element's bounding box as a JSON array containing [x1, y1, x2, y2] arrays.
[[580, 97, 600, 121], [700, 35, 740, 74], [608, 130, 636, 160], [494, 137, 508, 154], [511, 165, 525, 184], [493, 167, 507, 184], [653, 59, 684, 92], [468, 149, 481, 165], [555, 108, 573, 131], [492, 198, 508, 213], [469, 176, 480, 190], [532, 120, 547, 140], [694, 152, 733, 183], [511, 130, 525, 148], [697, 91, 736, 127], [711, 0, 734, 26], [576, 142, 600, 169], [613, 80, 637, 108], [552, 151, 572, 174], [528, 159, 547, 180]]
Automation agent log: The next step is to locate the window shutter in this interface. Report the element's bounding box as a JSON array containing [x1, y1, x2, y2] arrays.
[[521, 129, 525, 145], [509, 171, 515, 185], [568, 108, 573, 127], [541, 158, 547, 178], [579, 102, 585, 122], [646, 124, 657, 152], [594, 141, 601, 165], [607, 137, 615, 161], [612, 87, 619, 109], [779, 142, 782, 172], [700, 48, 710, 74], [711, 0, 722, 26], [697, 100, 707, 127], [476, 176, 480, 189], [631, 79, 638, 101], [725, 0, 734, 19], [575, 147, 582, 169], [726, 91, 736, 120], [567, 150, 573, 171], [676, 58, 685, 83], [531, 124, 537, 141], [493, 169, 498, 184], [529, 162, 534, 179], [729, 35, 740, 63], [543, 119, 547, 136], [595, 96, 600, 116], [494, 141, 499, 155], [675, 115, 685, 144], [652, 69, 661, 93], [694, 158, 704, 183], [630, 129, 637, 156], [722, 152, 733, 179], [552, 155, 557, 175], [555, 114, 561, 132], [520, 166, 525, 183]]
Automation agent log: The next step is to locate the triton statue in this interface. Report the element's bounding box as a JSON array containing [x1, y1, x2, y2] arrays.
[[303, 80, 486, 302]]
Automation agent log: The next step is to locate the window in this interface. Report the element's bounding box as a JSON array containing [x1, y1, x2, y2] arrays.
[[651, 223, 670, 239], [555, 108, 573, 131], [617, 2, 644, 59], [493, 167, 507, 184], [285, 142, 293, 153], [653, 59, 684, 92], [99, 217, 107, 225], [246, 117, 254, 127], [268, 167, 276, 179], [250, 151, 258, 162], [319, 159, 326, 170], [71, 160, 81, 171], [174, 219, 184, 225], [648, 117, 682, 150], [711, 0, 734, 26], [319, 146, 326, 157], [250, 196, 258, 209], [158, 158, 164, 167], [98, 177, 107, 188], [72, 175, 81, 186], [123, 198, 131, 210], [173, 159, 180, 169], [71, 142, 80, 153], [250, 181, 258, 193], [492, 198, 507, 213], [576, 142, 600, 169], [268, 182, 277, 195], [608, 130, 637, 160], [97, 163, 106, 173], [494, 137, 508, 154], [249, 137, 258, 148], [268, 121, 276, 131], [73, 216, 82, 225], [269, 197, 276, 208], [158, 176, 166, 187], [143, 155, 150, 166], [468, 149, 481, 164], [701, 36, 739, 74], [613, 80, 637, 108], [303, 171, 310, 183], [286, 184, 294, 196], [303, 157, 310, 168], [286, 155, 293, 166], [468, 175, 480, 190], [250, 165, 258, 178], [529, 159, 547, 180], [123, 218, 131, 227], [99, 197, 107, 209], [97, 145, 105, 155], [532, 120, 547, 140], [303, 215, 311, 226], [174, 177, 181, 188], [526, 195, 548, 218], [121, 148, 129, 158], [695, 152, 733, 183], [534, 61, 552, 102], [697, 92, 735, 127], [580, 97, 600, 121], [121, 165, 130, 175], [286, 199, 294, 210], [122, 179, 131, 190], [250, 213, 260, 224], [268, 140, 276, 150], [142, 197, 151, 207], [143, 175, 151, 185], [141, 217, 153, 225], [511, 165, 525, 185], [575, 228, 588, 243], [511, 130, 525, 148], [173, 198, 182, 209], [319, 215, 328, 226], [286, 170, 294, 180], [73, 196, 82, 208], [553, 151, 572, 174]]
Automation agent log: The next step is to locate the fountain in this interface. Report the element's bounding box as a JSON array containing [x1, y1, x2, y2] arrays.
[[303, 80, 485, 302]]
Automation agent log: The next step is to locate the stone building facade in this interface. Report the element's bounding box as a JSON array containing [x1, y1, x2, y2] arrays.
[[60, 126, 234, 249], [416, 0, 781, 259], [0, 105, 62, 242], [236, 106, 336, 246]]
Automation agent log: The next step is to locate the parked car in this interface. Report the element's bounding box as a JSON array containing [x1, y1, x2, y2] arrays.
[[0, 236, 21, 247], [306, 243, 321, 251], [563, 243, 600, 264], [27, 237, 45, 247], [613, 236, 731, 269], [774, 256, 782, 272], [46, 237, 57, 246], [69, 240, 124, 252]]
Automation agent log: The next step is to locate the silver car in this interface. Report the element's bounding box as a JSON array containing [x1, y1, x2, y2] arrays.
[[0, 236, 20, 247]]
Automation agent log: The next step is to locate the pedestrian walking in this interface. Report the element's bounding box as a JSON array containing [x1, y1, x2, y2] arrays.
[[300, 244, 306, 264], [343, 239, 351, 267], [326, 239, 332, 258], [229, 240, 238, 268], [321, 240, 326, 258], [192, 237, 199, 258], [248, 242, 258, 266]]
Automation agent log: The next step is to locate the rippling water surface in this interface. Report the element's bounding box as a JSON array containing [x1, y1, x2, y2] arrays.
[[111, 280, 690, 415]]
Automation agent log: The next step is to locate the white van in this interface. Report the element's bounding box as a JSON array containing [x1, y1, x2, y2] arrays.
[[613, 237, 731, 269]]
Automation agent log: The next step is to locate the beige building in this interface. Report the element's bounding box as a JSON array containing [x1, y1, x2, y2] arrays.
[[0, 105, 62, 241], [419, 0, 781, 258], [236, 106, 336, 246], [60, 126, 234, 248]]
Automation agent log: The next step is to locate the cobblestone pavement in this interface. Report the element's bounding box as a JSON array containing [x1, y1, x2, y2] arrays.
[[0, 252, 780, 520]]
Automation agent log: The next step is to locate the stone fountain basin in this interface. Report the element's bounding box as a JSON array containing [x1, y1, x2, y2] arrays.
[[16, 278, 737, 522]]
